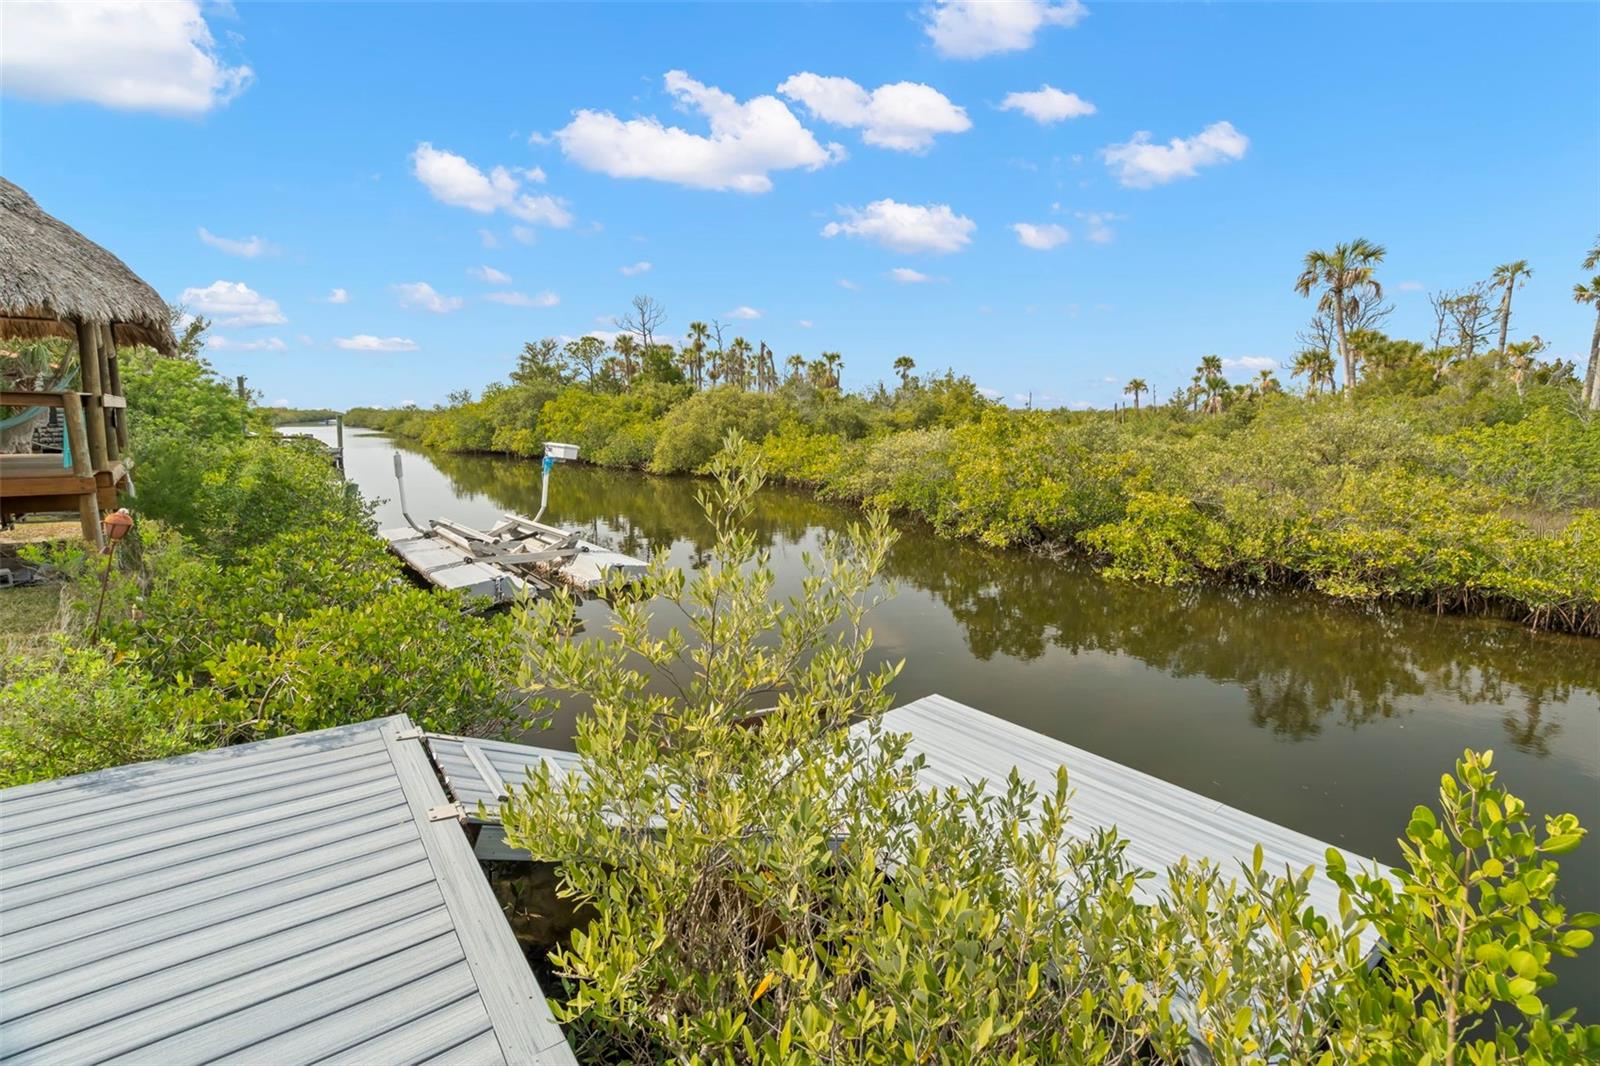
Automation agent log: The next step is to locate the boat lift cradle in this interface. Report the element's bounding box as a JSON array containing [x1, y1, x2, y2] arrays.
[[382, 442, 648, 604]]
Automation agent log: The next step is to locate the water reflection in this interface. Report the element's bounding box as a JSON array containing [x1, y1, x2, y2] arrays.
[[422, 443, 1597, 750]]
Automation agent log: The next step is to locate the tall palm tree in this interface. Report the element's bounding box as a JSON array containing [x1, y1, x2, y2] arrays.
[[786, 353, 805, 382], [1196, 355, 1224, 413], [893, 355, 916, 387], [1575, 274, 1600, 409], [1490, 260, 1533, 365], [1123, 377, 1147, 409], [1254, 368, 1279, 395], [1294, 238, 1386, 396], [725, 337, 752, 390], [613, 334, 639, 385], [686, 321, 710, 388]]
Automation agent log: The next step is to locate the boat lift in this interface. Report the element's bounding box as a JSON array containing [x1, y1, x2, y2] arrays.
[[382, 442, 648, 605]]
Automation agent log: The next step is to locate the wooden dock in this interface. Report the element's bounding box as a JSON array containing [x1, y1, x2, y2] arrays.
[[381, 513, 648, 605]]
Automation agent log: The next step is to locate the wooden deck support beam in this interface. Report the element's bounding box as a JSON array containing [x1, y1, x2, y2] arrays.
[[97, 325, 120, 463], [74, 320, 109, 474], [61, 391, 103, 548]]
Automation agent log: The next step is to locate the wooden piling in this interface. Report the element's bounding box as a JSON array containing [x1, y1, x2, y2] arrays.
[[62, 391, 103, 548], [75, 320, 109, 474], [102, 324, 128, 451], [97, 325, 119, 462]]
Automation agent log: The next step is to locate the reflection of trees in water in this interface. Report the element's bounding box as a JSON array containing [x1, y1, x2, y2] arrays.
[[422, 448, 1596, 748]]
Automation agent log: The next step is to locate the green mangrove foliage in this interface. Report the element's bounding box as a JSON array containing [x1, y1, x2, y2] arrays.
[[0, 351, 527, 787], [347, 323, 1598, 634], [502, 440, 1598, 1064]]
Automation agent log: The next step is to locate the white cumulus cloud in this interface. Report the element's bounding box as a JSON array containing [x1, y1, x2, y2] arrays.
[[777, 73, 969, 152], [469, 265, 511, 284], [837, 278, 861, 291], [1075, 211, 1122, 244], [412, 142, 573, 227], [393, 281, 464, 314], [1223, 356, 1278, 372], [208, 336, 286, 352], [197, 228, 269, 258], [999, 85, 1095, 123], [179, 280, 285, 326], [1011, 222, 1070, 250], [619, 261, 653, 276], [335, 335, 418, 352], [325, 288, 350, 304], [922, 0, 1088, 59], [556, 70, 844, 193], [485, 290, 560, 308], [888, 267, 933, 283], [822, 199, 975, 255], [1102, 121, 1249, 188], [726, 306, 762, 320], [797, 319, 814, 328], [1, 0, 252, 114]]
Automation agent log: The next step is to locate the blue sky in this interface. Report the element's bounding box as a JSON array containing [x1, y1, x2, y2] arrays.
[[4, 1, 1597, 410]]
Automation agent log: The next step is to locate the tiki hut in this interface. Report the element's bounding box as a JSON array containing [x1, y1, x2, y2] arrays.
[[0, 176, 176, 545]]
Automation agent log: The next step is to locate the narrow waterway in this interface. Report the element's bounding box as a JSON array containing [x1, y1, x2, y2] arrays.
[[295, 424, 1600, 1015]]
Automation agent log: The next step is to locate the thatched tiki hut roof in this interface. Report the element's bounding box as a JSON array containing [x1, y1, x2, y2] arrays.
[[0, 176, 176, 354]]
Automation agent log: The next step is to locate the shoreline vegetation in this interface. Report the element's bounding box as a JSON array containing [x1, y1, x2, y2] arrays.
[[342, 246, 1600, 635]]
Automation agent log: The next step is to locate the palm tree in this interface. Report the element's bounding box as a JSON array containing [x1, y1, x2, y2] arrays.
[[1575, 274, 1600, 410], [893, 355, 916, 387], [1123, 377, 1147, 409], [725, 337, 752, 390], [613, 334, 639, 385], [1197, 355, 1224, 413], [1254, 368, 1279, 395], [1490, 260, 1533, 365], [786, 353, 805, 383], [1291, 348, 1336, 396], [757, 342, 776, 392], [1504, 337, 1544, 399], [822, 351, 843, 390], [686, 321, 710, 388], [1294, 238, 1386, 396]]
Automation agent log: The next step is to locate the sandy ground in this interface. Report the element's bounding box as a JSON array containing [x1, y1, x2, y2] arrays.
[[0, 520, 80, 546]]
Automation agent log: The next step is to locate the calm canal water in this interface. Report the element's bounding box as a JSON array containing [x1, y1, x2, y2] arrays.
[[296, 425, 1600, 1015]]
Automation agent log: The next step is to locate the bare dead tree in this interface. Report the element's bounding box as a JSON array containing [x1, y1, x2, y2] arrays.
[[616, 294, 667, 351], [1443, 282, 1495, 364], [1296, 309, 1338, 359]]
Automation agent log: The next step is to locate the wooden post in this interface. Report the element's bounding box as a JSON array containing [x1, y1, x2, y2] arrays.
[[75, 320, 109, 474], [97, 326, 119, 463], [102, 324, 128, 451], [62, 391, 103, 548]]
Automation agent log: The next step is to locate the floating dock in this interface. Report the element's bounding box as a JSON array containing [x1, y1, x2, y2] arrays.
[[381, 513, 648, 605]]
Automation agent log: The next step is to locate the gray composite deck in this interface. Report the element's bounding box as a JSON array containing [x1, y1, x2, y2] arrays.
[[0, 716, 576, 1065]]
